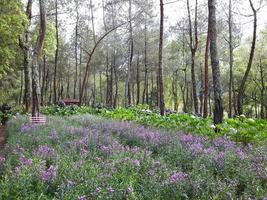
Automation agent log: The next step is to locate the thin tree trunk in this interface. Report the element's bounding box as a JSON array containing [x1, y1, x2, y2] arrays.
[[203, 22, 210, 118], [172, 70, 178, 111], [158, 0, 165, 115], [187, 0, 199, 114], [199, 65, 204, 115], [208, 0, 223, 124], [228, 0, 234, 118], [259, 60, 265, 118], [136, 52, 140, 105], [53, 0, 59, 104], [32, 0, 46, 117], [237, 0, 257, 115], [127, 0, 133, 106], [20, 0, 33, 112], [74, 5, 79, 99], [41, 55, 46, 105], [142, 15, 149, 104], [19, 71, 23, 105]]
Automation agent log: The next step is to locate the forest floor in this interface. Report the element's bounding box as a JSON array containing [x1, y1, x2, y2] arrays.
[[0, 125, 6, 154]]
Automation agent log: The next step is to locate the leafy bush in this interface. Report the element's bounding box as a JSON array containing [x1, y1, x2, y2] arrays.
[[41, 105, 267, 143]]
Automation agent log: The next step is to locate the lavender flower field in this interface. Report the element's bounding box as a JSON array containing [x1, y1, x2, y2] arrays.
[[0, 115, 266, 199]]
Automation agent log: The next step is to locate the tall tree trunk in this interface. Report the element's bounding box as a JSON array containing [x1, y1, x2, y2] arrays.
[[19, 71, 23, 105], [142, 15, 149, 104], [74, 5, 79, 99], [158, 0, 165, 115], [208, 0, 223, 124], [32, 0, 46, 117], [199, 65, 204, 115], [228, 0, 234, 118], [113, 63, 118, 108], [237, 0, 257, 115], [41, 55, 46, 105], [203, 22, 210, 118], [187, 0, 199, 114], [259, 60, 265, 119], [136, 52, 140, 105], [53, 0, 59, 104], [172, 70, 178, 111], [127, 0, 133, 106], [90, 0, 97, 106], [20, 0, 33, 112]]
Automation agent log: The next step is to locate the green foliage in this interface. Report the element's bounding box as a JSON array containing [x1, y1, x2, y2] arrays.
[[41, 105, 267, 143], [0, 0, 26, 78], [0, 115, 266, 199], [32, 21, 56, 58]]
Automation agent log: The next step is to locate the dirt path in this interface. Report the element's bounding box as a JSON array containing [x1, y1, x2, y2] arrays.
[[0, 125, 6, 153]]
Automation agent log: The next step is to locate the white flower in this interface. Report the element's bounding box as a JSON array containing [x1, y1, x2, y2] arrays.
[[247, 118, 255, 123], [230, 128, 237, 134], [210, 124, 216, 129]]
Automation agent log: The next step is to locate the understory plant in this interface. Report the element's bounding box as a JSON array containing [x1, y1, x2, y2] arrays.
[[0, 115, 266, 199]]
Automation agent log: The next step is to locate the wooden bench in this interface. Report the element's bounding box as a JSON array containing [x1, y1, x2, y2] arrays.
[[61, 99, 80, 106], [30, 116, 46, 124]]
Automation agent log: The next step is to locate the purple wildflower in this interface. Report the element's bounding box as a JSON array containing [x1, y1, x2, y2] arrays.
[[40, 165, 58, 182], [236, 148, 246, 160], [188, 142, 203, 155], [20, 123, 32, 133], [67, 180, 76, 188], [169, 171, 188, 184], [36, 145, 55, 159], [108, 187, 114, 193], [133, 159, 140, 167], [126, 187, 133, 194], [78, 195, 87, 200], [214, 151, 225, 168], [19, 155, 33, 166], [0, 156, 5, 165], [49, 128, 60, 142]]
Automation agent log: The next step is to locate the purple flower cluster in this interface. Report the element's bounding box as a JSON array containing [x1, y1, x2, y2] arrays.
[[0, 155, 5, 165], [36, 145, 56, 159], [78, 195, 87, 200], [20, 123, 40, 133], [19, 154, 33, 166], [49, 128, 60, 142], [169, 171, 188, 184], [40, 165, 58, 182], [213, 151, 225, 168]]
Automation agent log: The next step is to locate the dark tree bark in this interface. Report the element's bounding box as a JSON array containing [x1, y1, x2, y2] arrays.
[[187, 0, 199, 114], [237, 0, 257, 115], [172, 70, 178, 111], [127, 0, 133, 106], [41, 55, 46, 105], [208, 0, 224, 124], [158, 0, 165, 115], [53, 0, 59, 104], [32, 0, 46, 117], [142, 15, 149, 104], [259, 60, 266, 118], [20, 0, 33, 112], [74, 4, 79, 99], [90, 0, 97, 106], [136, 52, 140, 105], [203, 22, 210, 118], [228, 0, 234, 118], [199, 65, 204, 115]]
